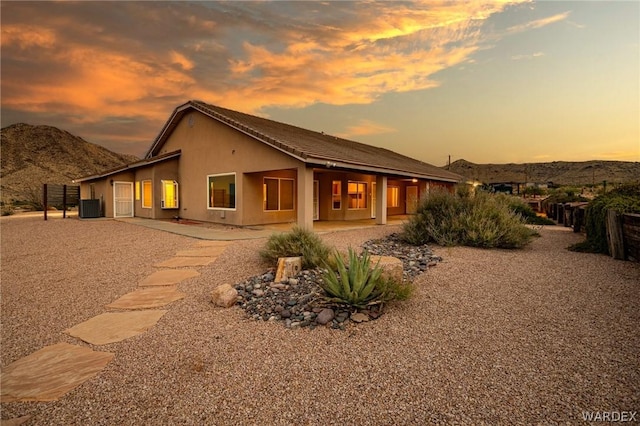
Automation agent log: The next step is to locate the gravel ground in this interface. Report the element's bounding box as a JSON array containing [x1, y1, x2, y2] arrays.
[[1, 215, 639, 425]]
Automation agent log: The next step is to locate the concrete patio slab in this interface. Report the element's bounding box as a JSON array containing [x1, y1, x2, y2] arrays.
[[66, 310, 168, 345], [106, 286, 185, 310], [174, 246, 227, 257], [154, 257, 217, 268], [138, 269, 200, 287], [0, 343, 114, 402]]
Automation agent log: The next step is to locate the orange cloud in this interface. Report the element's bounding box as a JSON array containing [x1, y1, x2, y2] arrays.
[[506, 12, 570, 34], [0, 25, 56, 49], [170, 50, 195, 71], [1, 0, 538, 154], [336, 119, 396, 139]]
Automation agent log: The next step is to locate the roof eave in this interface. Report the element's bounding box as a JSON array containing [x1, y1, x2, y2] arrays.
[[305, 156, 461, 183], [75, 150, 182, 182]]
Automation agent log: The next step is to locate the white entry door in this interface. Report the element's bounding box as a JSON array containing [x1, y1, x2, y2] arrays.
[[406, 186, 418, 214], [114, 182, 134, 218]]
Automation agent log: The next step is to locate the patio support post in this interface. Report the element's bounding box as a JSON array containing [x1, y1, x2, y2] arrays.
[[297, 166, 314, 230], [375, 175, 387, 225]]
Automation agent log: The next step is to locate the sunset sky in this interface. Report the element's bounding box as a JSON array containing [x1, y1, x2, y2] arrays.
[[1, 1, 638, 165]]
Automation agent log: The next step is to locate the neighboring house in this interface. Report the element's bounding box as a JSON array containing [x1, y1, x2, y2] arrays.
[[76, 100, 461, 228]]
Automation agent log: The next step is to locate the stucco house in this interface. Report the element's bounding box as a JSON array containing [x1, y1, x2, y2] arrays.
[[77, 100, 461, 228]]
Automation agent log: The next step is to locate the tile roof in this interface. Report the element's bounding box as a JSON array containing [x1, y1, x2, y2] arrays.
[[147, 100, 461, 182]]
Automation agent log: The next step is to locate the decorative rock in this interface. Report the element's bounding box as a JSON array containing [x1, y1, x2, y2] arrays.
[[233, 233, 440, 330], [350, 312, 369, 323], [211, 284, 238, 308], [275, 257, 302, 282], [270, 283, 286, 290], [335, 311, 349, 323], [369, 255, 403, 283], [316, 308, 335, 325]]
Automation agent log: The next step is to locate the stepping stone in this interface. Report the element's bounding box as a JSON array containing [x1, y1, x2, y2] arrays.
[[0, 343, 114, 402], [66, 310, 168, 345], [175, 246, 227, 257], [139, 269, 200, 287], [194, 240, 231, 247], [106, 286, 185, 310], [154, 257, 217, 268]]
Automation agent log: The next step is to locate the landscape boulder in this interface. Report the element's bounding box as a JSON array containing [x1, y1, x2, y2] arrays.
[[211, 284, 238, 308], [274, 257, 302, 282], [369, 255, 403, 283]]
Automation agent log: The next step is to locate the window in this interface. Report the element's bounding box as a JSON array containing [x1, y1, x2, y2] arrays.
[[348, 181, 367, 209], [387, 186, 399, 208], [208, 173, 236, 209], [135, 181, 141, 201], [263, 177, 294, 211], [161, 180, 179, 209], [332, 180, 342, 210], [142, 180, 152, 208]]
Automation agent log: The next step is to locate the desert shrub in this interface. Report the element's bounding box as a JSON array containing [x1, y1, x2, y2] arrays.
[[503, 195, 555, 225], [569, 183, 640, 254], [321, 248, 408, 308], [1, 204, 15, 216], [260, 226, 331, 269], [401, 190, 534, 249], [546, 186, 589, 204]]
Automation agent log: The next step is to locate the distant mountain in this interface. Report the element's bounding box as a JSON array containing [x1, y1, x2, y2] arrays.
[[444, 159, 640, 187], [1, 123, 139, 204]]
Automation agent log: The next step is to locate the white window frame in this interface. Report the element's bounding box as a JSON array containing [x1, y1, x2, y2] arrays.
[[207, 173, 236, 210], [348, 181, 367, 210], [263, 177, 295, 212], [161, 180, 179, 209], [141, 180, 152, 209], [332, 180, 342, 210]]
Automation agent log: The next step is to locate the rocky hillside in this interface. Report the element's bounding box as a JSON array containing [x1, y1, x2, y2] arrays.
[[445, 159, 640, 186], [1, 123, 138, 204]]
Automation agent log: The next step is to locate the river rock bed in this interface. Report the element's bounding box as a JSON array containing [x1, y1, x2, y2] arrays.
[[234, 233, 441, 329]]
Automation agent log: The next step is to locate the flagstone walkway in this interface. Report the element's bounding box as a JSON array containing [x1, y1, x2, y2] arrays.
[[0, 240, 231, 403]]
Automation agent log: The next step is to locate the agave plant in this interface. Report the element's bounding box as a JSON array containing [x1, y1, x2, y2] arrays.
[[321, 248, 387, 308]]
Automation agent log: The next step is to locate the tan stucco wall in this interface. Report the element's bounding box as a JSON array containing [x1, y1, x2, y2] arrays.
[[243, 169, 297, 225], [80, 171, 134, 218], [157, 111, 303, 225], [134, 159, 180, 219], [80, 180, 110, 217], [315, 171, 376, 221]]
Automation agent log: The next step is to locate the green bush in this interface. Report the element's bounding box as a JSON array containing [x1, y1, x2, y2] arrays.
[[321, 248, 407, 308], [1, 204, 15, 216], [569, 183, 640, 254], [401, 190, 535, 249], [546, 186, 589, 204], [503, 195, 555, 225], [260, 226, 331, 269]]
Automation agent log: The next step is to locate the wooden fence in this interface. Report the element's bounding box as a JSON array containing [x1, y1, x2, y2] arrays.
[[43, 184, 80, 220], [607, 211, 640, 262], [545, 202, 589, 232]]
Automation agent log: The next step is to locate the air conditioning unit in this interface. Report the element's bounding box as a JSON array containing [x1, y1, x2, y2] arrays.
[[79, 199, 101, 218]]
